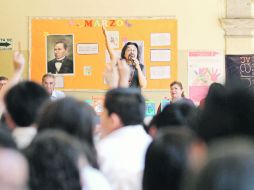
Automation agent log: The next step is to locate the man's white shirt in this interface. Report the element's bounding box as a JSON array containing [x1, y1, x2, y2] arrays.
[[51, 90, 65, 101]]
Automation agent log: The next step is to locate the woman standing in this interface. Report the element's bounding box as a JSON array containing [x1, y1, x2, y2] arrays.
[[157, 81, 194, 113], [102, 26, 147, 88]]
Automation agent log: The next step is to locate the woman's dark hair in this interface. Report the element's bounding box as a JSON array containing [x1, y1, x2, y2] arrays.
[[37, 97, 98, 168], [143, 128, 195, 190], [24, 130, 84, 190], [170, 81, 185, 97], [121, 42, 140, 61]]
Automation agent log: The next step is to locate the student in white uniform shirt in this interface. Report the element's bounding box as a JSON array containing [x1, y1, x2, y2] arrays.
[[97, 87, 152, 190], [42, 73, 65, 101]]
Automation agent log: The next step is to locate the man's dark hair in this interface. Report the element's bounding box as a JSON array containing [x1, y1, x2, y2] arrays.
[[105, 87, 145, 126], [37, 97, 98, 168], [0, 76, 8, 81], [4, 81, 49, 127], [143, 128, 195, 190], [121, 42, 140, 61], [56, 41, 68, 50], [148, 99, 197, 130], [24, 130, 83, 190]]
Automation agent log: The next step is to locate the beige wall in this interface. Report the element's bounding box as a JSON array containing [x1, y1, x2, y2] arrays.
[[0, 0, 226, 105]]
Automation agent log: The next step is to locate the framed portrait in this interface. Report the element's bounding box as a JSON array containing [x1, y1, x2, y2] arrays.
[[46, 34, 74, 75]]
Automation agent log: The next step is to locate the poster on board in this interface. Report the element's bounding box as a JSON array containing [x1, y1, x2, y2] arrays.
[[46, 34, 74, 75], [188, 51, 225, 105]]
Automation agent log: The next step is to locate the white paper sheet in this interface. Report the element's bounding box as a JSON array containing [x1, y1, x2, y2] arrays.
[[107, 31, 119, 48], [55, 76, 64, 88], [84, 66, 92, 76], [150, 66, 170, 79], [151, 49, 171, 62], [150, 33, 171, 46], [77, 43, 98, 54]]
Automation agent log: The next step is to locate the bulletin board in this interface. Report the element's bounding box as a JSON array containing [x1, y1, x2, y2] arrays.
[[29, 17, 177, 90]]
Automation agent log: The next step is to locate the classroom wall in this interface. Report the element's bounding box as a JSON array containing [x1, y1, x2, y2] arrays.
[[0, 0, 226, 105]]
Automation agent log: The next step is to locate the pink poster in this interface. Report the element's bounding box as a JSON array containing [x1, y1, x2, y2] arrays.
[[188, 51, 225, 105]]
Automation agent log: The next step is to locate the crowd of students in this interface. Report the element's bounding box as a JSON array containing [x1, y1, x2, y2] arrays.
[[0, 50, 254, 190]]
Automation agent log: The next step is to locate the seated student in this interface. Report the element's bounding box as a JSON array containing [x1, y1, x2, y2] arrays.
[[198, 82, 224, 109], [25, 129, 112, 190], [143, 128, 199, 190], [96, 88, 152, 190], [24, 130, 83, 190], [37, 97, 99, 168], [194, 137, 254, 190], [41, 73, 65, 101], [148, 100, 197, 138], [4, 81, 49, 148], [157, 81, 195, 114], [0, 76, 8, 91], [195, 82, 254, 144]]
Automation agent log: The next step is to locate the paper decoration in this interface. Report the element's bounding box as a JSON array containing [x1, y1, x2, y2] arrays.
[[92, 96, 104, 114], [55, 76, 64, 88], [77, 43, 98, 54], [84, 66, 92, 76], [107, 31, 119, 48], [150, 66, 170, 79], [150, 33, 171, 46], [151, 49, 171, 62], [145, 101, 156, 116]]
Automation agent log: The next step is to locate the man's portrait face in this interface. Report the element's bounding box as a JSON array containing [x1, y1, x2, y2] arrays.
[[47, 35, 74, 74], [54, 43, 67, 60], [42, 76, 55, 95]]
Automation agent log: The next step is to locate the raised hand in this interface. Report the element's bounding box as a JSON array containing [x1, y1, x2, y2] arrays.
[[103, 62, 119, 89], [13, 51, 25, 73], [118, 59, 130, 87], [102, 26, 116, 63]]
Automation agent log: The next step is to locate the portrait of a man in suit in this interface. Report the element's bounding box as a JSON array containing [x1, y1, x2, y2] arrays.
[[47, 35, 74, 74]]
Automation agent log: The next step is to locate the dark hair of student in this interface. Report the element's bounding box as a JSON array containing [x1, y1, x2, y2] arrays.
[[105, 87, 145, 126], [4, 81, 49, 127], [37, 97, 98, 168], [195, 137, 254, 190], [148, 100, 197, 131], [195, 82, 254, 143], [24, 130, 84, 190], [143, 128, 195, 190]]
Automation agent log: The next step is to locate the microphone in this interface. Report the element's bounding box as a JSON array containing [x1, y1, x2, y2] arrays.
[[128, 54, 135, 66]]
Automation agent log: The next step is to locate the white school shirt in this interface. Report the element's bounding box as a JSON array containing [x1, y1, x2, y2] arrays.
[[96, 124, 152, 190]]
